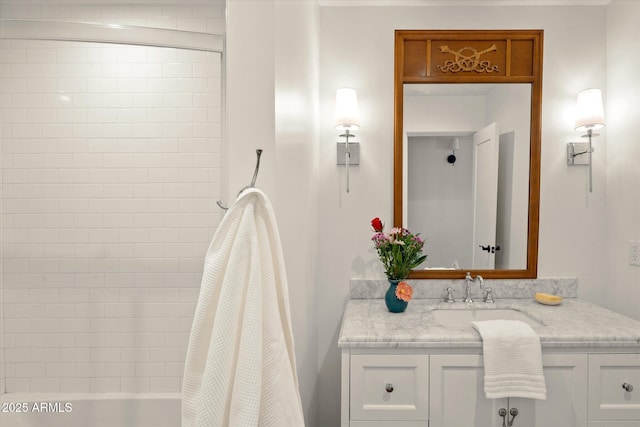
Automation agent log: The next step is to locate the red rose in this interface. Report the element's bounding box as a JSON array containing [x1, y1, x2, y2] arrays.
[[371, 217, 383, 232]]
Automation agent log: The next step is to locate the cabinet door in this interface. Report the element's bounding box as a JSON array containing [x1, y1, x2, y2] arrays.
[[350, 354, 428, 421], [512, 353, 588, 427], [589, 354, 640, 421], [430, 354, 506, 427], [430, 354, 588, 427]]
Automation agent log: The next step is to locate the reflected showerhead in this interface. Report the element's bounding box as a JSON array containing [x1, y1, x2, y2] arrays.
[[447, 137, 459, 165]]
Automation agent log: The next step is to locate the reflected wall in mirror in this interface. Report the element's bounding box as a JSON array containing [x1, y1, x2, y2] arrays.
[[394, 30, 543, 279], [405, 84, 531, 271]]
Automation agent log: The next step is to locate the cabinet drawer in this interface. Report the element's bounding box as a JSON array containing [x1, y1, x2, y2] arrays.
[[350, 354, 428, 421], [351, 422, 426, 427], [589, 422, 640, 426], [589, 354, 640, 420]]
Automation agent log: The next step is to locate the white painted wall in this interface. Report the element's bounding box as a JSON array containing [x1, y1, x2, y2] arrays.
[[405, 94, 486, 134], [274, 2, 320, 425], [226, 1, 320, 425], [496, 131, 517, 269], [408, 135, 474, 268], [404, 94, 482, 269], [318, 5, 607, 426], [605, 0, 640, 321]]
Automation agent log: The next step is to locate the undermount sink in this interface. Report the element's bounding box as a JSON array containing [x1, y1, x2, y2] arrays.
[[431, 308, 543, 328]]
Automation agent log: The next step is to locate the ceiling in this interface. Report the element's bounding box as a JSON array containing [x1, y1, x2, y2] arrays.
[[319, 0, 611, 5], [0, 0, 612, 4], [0, 0, 219, 4]]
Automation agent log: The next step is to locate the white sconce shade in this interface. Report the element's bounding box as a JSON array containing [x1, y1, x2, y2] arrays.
[[575, 88, 605, 131], [334, 88, 360, 131], [451, 137, 460, 151]]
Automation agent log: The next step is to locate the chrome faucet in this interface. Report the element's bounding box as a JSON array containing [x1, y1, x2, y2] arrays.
[[463, 272, 484, 303]]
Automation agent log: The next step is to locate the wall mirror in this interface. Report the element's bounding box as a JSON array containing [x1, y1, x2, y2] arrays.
[[394, 30, 543, 279]]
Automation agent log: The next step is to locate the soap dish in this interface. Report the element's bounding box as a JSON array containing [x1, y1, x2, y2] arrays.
[[535, 293, 562, 306]]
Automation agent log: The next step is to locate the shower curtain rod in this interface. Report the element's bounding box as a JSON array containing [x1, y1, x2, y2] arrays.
[[216, 149, 263, 211], [0, 19, 223, 52]]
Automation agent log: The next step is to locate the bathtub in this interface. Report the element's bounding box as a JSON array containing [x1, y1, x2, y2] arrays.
[[0, 393, 181, 427]]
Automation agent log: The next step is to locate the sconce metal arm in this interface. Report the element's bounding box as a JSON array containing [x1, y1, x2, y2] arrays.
[[570, 149, 590, 157], [586, 128, 593, 192], [567, 128, 595, 192], [340, 129, 353, 193]]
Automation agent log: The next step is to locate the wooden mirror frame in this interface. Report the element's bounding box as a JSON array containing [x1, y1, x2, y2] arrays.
[[394, 29, 543, 279]]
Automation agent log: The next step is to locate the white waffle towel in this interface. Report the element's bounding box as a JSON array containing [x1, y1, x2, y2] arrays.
[[182, 188, 305, 427], [472, 319, 547, 400]]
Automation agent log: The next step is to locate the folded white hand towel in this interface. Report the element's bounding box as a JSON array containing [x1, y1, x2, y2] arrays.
[[471, 319, 547, 400]]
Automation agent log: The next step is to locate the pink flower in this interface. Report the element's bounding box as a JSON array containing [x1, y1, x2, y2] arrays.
[[390, 227, 403, 236], [395, 281, 413, 302], [371, 232, 388, 248]]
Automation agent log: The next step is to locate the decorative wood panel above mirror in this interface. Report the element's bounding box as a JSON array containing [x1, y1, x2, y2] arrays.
[[394, 30, 543, 279]]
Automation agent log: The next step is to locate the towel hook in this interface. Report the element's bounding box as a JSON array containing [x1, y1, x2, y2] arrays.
[[217, 149, 263, 211], [248, 148, 263, 188]]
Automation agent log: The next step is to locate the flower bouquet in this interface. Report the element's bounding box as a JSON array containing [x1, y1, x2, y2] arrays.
[[371, 217, 426, 312]]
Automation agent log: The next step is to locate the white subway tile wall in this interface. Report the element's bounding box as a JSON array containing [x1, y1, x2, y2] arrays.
[[0, 2, 224, 393], [0, 89, 4, 395]]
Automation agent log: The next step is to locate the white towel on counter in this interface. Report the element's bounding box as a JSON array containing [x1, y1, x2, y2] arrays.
[[471, 319, 547, 400], [182, 188, 305, 427]]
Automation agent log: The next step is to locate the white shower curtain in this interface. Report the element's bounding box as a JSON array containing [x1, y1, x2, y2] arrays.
[[182, 188, 305, 427]]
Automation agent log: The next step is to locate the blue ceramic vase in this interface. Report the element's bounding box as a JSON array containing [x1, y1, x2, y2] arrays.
[[385, 279, 409, 313]]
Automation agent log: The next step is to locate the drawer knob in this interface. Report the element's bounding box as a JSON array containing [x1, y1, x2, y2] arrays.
[[385, 383, 394, 393], [622, 383, 634, 392]]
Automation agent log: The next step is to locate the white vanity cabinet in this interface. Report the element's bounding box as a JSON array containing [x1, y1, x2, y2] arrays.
[[339, 297, 640, 427], [430, 353, 588, 427], [588, 354, 640, 425], [342, 350, 640, 427]]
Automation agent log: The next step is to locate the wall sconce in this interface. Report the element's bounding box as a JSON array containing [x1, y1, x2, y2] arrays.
[[447, 137, 460, 165], [567, 88, 605, 192], [335, 88, 360, 193]]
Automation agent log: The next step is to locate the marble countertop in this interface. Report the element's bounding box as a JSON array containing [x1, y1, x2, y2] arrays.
[[339, 298, 640, 349]]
